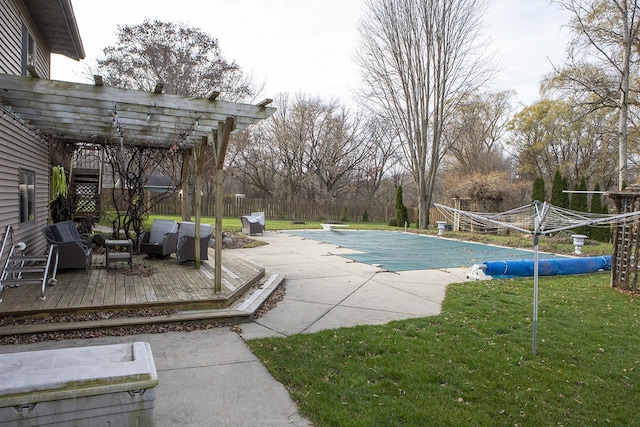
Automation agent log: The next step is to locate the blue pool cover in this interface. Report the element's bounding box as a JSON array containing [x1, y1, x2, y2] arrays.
[[483, 256, 611, 279], [288, 230, 562, 272]]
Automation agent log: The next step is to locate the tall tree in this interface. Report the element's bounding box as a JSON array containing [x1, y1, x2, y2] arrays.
[[589, 182, 611, 241], [97, 19, 252, 100], [570, 182, 581, 211], [507, 99, 618, 188], [532, 176, 547, 202], [355, 0, 492, 228], [444, 90, 514, 176], [573, 176, 589, 234], [577, 176, 589, 211], [224, 127, 278, 198], [395, 185, 409, 227], [562, 176, 571, 208], [262, 93, 376, 201], [550, 169, 565, 206], [547, 0, 640, 189]]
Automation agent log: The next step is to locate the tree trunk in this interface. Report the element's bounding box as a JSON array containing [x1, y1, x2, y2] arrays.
[[619, 1, 630, 190]]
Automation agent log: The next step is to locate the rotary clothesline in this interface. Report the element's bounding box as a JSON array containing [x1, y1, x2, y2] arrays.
[[434, 201, 640, 355], [435, 202, 638, 236]]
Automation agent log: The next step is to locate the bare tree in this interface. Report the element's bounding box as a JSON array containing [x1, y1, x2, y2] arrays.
[[97, 19, 252, 100], [103, 145, 181, 239], [352, 117, 401, 200], [443, 90, 514, 176], [226, 126, 279, 198], [355, 0, 493, 228], [261, 93, 376, 201], [547, 0, 640, 189]]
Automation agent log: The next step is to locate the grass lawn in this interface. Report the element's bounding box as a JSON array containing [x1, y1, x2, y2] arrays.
[[247, 273, 640, 426], [143, 215, 401, 232], [141, 215, 612, 256]]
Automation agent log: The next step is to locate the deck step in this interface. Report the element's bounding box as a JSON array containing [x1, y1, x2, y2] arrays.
[[235, 273, 284, 314], [3, 279, 45, 287], [4, 266, 47, 274], [9, 255, 48, 263]]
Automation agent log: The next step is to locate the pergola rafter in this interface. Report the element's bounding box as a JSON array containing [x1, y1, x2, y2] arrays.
[[0, 74, 274, 147]]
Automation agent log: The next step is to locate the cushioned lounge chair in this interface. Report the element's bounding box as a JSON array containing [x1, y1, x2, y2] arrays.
[[41, 221, 92, 272], [139, 219, 179, 258], [251, 212, 266, 232], [176, 221, 213, 262], [241, 215, 263, 236]]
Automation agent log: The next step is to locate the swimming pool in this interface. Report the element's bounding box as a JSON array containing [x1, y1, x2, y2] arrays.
[[289, 230, 557, 272]]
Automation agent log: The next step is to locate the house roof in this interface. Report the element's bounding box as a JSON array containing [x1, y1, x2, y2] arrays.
[[0, 73, 275, 148], [23, 0, 85, 61]]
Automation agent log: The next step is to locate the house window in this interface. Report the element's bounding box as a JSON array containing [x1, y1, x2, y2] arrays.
[[21, 24, 36, 76], [19, 169, 35, 223]]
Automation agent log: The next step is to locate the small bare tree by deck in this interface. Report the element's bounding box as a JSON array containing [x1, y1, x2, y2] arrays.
[[104, 144, 181, 240], [355, 0, 493, 228], [546, 0, 640, 189]]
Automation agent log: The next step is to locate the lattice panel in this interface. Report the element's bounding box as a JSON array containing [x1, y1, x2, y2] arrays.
[[74, 183, 98, 213], [610, 189, 640, 290]]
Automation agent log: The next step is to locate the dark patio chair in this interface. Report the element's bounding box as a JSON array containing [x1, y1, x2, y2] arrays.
[[42, 221, 92, 272], [176, 221, 213, 262], [138, 219, 179, 258]]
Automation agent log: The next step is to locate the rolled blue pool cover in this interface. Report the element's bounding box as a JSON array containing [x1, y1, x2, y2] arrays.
[[483, 256, 611, 279]]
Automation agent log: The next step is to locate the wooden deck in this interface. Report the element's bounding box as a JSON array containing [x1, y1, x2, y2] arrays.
[[0, 249, 264, 318]]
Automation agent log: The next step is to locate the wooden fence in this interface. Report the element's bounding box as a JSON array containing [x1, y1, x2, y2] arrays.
[[104, 190, 449, 225]]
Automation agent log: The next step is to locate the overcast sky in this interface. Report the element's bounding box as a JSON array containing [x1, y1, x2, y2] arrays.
[[51, 0, 573, 108]]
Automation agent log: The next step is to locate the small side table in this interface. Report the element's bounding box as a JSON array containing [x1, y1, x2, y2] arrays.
[[105, 239, 133, 270]]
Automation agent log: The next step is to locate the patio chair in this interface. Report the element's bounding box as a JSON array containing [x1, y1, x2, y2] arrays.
[[176, 221, 213, 262], [138, 219, 179, 258], [251, 212, 266, 232], [241, 215, 263, 236], [42, 221, 92, 272]]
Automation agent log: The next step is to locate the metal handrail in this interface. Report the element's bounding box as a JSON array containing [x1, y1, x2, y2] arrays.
[[40, 244, 58, 300], [0, 225, 15, 284], [0, 224, 14, 267]]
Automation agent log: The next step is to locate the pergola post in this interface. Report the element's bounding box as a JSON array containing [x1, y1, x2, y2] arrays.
[[210, 117, 235, 293], [192, 137, 207, 268], [180, 149, 191, 222]]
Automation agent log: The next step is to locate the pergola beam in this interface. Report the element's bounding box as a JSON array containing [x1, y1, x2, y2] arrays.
[[0, 74, 275, 147]]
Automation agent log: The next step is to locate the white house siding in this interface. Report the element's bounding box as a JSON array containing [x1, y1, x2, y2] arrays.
[[0, 108, 49, 258], [0, 0, 51, 78]]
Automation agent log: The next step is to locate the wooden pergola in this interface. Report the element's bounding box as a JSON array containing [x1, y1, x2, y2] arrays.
[[0, 73, 276, 292]]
